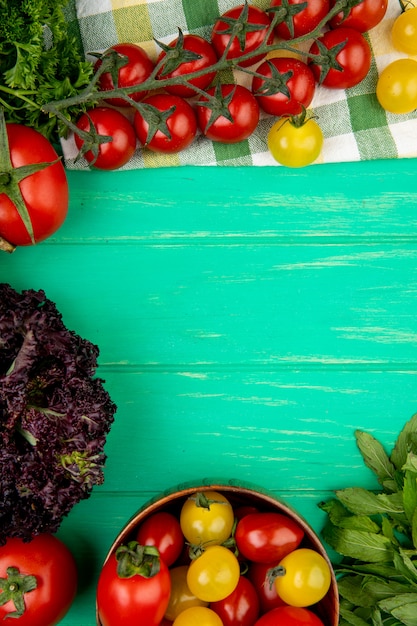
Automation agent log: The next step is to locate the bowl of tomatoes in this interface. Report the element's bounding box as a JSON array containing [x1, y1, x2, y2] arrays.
[[96, 480, 339, 626]]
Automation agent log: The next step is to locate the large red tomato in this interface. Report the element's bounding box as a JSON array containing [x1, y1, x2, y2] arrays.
[[329, 0, 388, 32], [254, 605, 326, 626], [270, 0, 330, 39], [210, 576, 260, 626], [135, 511, 184, 567], [97, 542, 171, 626], [247, 561, 286, 614], [235, 512, 304, 563], [0, 121, 68, 247], [0, 534, 77, 626]]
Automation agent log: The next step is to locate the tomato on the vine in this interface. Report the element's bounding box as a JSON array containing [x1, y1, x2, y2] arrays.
[[196, 84, 259, 144], [210, 575, 260, 626], [252, 57, 316, 117], [97, 542, 171, 626], [248, 561, 286, 614], [254, 605, 326, 626], [186, 545, 240, 602], [164, 565, 208, 621], [134, 93, 197, 153], [180, 491, 235, 546], [391, 7, 417, 55], [270, 0, 330, 39], [308, 26, 371, 89], [274, 548, 332, 607], [173, 606, 223, 626], [157, 33, 218, 98], [136, 511, 184, 567], [268, 116, 323, 168], [94, 43, 155, 106], [0, 534, 77, 626], [0, 120, 68, 247], [329, 0, 388, 32], [376, 58, 417, 114], [75, 107, 136, 170], [211, 4, 272, 67]]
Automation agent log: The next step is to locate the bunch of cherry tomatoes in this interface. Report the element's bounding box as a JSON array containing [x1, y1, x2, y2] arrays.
[[96, 490, 334, 626], [70, 0, 416, 170]]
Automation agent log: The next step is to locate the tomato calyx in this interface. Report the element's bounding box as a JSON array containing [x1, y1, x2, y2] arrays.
[[267, 1, 309, 38], [0, 566, 37, 619], [308, 37, 346, 84], [197, 82, 237, 132], [251, 62, 294, 99], [115, 541, 162, 579], [191, 491, 231, 510], [135, 102, 177, 144], [156, 29, 203, 77], [90, 48, 130, 91], [213, 1, 270, 54], [0, 108, 60, 250]]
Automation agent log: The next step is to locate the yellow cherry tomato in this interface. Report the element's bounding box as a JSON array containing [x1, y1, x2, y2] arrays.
[[392, 7, 417, 55], [186, 545, 240, 602], [274, 548, 332, 607], [173, 606, 223, 626], [267, 117, 323, 168], [180, 491, 234, 546], [376, 58, 417, 114], [165, 565, 208, 621]]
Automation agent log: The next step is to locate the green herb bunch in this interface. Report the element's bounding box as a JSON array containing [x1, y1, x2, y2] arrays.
[[321, 415, 417, 626], [0, 0, 94, 141]]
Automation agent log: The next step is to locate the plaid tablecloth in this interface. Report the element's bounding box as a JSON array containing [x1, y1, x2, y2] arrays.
[[62, 0, 417, 168]]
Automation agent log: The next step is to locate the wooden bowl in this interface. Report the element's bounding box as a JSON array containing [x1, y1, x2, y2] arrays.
[[96, 480, 339, 626]]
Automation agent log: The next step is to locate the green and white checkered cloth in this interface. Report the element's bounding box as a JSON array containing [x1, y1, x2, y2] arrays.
[[62, 0, 417, 168]]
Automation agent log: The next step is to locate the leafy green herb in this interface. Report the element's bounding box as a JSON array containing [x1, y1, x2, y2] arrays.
[[321, 415, 417, 626], [0, 0, 94, 141]]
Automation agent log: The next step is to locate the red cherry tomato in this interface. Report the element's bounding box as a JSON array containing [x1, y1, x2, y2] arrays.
[[252, 57, 316, 116], [196, 84, 259, 144], [308, 26, 372, 89], [75, 107, 137, 170], [134, 94, 197, 153], [0, 534, 77, 626], [211, 4, 273, 67], [270, 0, 330, 39], [136, 511, 184, 567], [254, 605, 326, 626], [247, 561, 286, 614], [94, 43, 155, 106], [157, 34, 218, 98], [210, 576, 260, 626], [329, 0, 388, 32], [235, 512, 304, 563]]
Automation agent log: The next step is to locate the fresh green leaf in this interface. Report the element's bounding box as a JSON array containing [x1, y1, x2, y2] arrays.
[[392, 548, 417, 585], [403, 470, 417, 526], [322, 524, 394, 562], [335, 487, 405, 517], [391, 414, 417, 470], [339, 604, 373, 626], [355, 430, 397, 489], [320, 498, 381, 532], [378, 594, 417, 626]]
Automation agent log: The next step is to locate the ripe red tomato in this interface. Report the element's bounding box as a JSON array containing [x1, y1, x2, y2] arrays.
[[134, 94, 197, 153], [75, 107, 137, 170], [308, 26, 372, 88], [211, 4, 273, 67], [329, 0, 388, 32], [254, 605, 326, 626], [157, 34, 218, 98], [0, 534, 77, 626], [210, 576, 260, 626], [235, 512, 304, 563], [97, 543, 171, 626], [247, 561, 286, 614], [135, 511, 184, 566], [196, 84, 259, 144], [94, 42, 155, 106], [0, 122, 68, 246], [252, 57, 316, 116], [270, 0, 330, 39]]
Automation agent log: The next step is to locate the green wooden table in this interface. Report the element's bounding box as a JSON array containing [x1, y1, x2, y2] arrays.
[[2, 159, 417, 624]]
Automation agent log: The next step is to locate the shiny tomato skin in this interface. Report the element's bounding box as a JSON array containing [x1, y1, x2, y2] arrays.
[[75, 107, 136, 170], [391, 7, 417, 55], [329, 0, 388, 32], [134, 94, 197, 153], [97, 550, 171, 626], [95, 42, 155, 106], [186, 546, 240, 603], [165, 565, 208, 621], [197, 84, 259, 144], [173, 606, 223, 626], [254, 605, 326, 626], [210, 576, 260, 626], [309, 27, 371, 88], [252, 57, 316, 116], [211, 5, 273, 67], [247, 561, 286, 614], [376, 58, 417, 114], [136, 512, 184, 567], [274, 548, 332, 608], [157, 34, 218, 98], [271, 0, 330, 39], [0, 125, 68, 246], [235, 512, 304, 563], [0, 534, 77, 626]]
